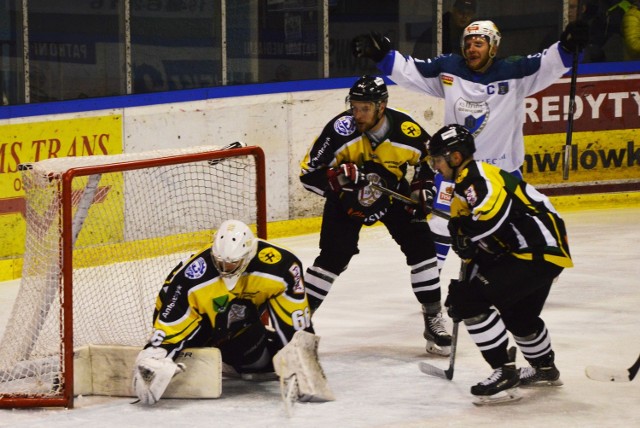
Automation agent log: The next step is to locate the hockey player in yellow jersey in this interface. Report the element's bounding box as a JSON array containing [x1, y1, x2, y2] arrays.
[[428, 124, 573, 404], [300, 75, 450, 356], [133, 220, 332, 405]]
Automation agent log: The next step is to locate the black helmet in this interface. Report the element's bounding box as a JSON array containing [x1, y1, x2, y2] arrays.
[[347, 75, 389, 103], [428, 124, 476, 158]]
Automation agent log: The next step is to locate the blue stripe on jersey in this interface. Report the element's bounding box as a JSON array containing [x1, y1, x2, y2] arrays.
[[411, 52, 545, 85]]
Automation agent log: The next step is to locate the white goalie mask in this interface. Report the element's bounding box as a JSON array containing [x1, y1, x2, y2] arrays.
[[211, 220, 258, 290], [461, 20, 501, 57]]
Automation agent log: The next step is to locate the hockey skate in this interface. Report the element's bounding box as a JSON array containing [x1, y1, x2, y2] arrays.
[[471, 363, 522, 406], [520, 352, 563, 387], [520, 364, 563, 387], [423, 310, 452, 356]]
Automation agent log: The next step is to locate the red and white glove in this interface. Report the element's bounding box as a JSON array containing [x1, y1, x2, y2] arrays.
[[408, 179, 435, 217], [326, 163, 368, 193]]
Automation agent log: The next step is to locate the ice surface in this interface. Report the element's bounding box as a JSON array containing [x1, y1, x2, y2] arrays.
[[0, 207, 638, 427]]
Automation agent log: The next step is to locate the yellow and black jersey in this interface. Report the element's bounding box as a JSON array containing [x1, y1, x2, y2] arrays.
[[300, 107, 432, 224], [300, 107, 432, 195], [149, 239, 312, 358], [450, 161, 573, 268]]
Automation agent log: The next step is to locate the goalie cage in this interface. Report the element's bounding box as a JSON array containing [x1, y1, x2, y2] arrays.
[[0, 144, 266, 408]]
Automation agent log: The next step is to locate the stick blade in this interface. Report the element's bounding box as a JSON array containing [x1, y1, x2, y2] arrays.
[[418, 361, 449, 380], [585, 365, 631, 382]]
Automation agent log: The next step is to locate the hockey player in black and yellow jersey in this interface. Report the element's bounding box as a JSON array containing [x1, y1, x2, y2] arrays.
[[133, 220, 320, 404], [428, 124, 573, 404], [300, 75, 451, 356]]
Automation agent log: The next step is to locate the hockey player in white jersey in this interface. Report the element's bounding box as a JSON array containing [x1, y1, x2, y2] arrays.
[[352, 19, 589, 271]]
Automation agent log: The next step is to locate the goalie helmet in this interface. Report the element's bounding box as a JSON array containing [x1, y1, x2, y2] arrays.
[[428, 124, 476, 159], [461, 20, 501, 55], [346, 75, 389, 104], [211, 220, 258, 290]]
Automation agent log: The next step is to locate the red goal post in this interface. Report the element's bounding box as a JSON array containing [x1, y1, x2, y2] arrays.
[[0, 144, 266, 408]]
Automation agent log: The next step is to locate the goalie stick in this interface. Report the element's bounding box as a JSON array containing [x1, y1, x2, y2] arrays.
[[585, 353, 640, 382]]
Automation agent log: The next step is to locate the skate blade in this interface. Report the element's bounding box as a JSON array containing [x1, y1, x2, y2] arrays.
[[426, 342, 451, 357], [520, 378, 563, 388], [472, 387, 522, 406]]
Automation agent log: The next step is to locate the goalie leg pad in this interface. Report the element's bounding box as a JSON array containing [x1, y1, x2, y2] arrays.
[[273, 330, 334, 402], [74, 345, 221, 399]]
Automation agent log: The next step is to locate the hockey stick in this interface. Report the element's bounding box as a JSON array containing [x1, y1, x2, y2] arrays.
[[585, 353, 640, 382], [562, 47, 579, 180], [207, 141, 247, 165], [419, 321, 459, 380], [368, 182, 450, 220]]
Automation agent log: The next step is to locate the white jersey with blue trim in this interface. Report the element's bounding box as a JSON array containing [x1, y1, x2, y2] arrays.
[[378, 42, 572, 173]]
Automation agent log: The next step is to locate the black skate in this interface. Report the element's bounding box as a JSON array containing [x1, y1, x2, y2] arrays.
[[520, 351, 563, 387], [422, 310, 452, 357], [520, 364, 563, 387], [471, 363, 522, 406]]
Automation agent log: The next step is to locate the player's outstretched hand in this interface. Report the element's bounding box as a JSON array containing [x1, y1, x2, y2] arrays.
[[351, 31, 391, 62], [327, 163, 368, 193], [560, 20, 589, 53]]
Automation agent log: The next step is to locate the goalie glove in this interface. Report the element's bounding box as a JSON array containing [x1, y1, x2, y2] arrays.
[[351, 31, 392, 62], [132, 347, 186, 405], [326, 163, 369, 193]]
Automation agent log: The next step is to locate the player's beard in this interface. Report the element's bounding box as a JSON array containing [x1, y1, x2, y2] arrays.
[[355, 110, 381, 133]]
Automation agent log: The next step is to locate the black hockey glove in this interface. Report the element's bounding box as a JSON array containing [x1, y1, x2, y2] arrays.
[[448, 218, 477, 260], [351, 31, 392, 62], [327, 163, 369, 193], [560, 20, 589, 53], [407, 179, 435, 217], [444, 279, 464, 323]]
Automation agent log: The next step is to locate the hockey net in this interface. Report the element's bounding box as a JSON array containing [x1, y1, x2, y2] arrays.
[[0, 144, 266, 408]]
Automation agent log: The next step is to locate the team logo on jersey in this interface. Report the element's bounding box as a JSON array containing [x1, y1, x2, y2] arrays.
[[213, 295, 230, 312], [498, 82, 509, 95], [454, 98, 489, 136], [357, 174, 383, 207], [185, 257, 207, 279], [401, 121, 422, 138], [334, 115, 356, 136], [289, 263, 305, 294], [464, 184, 478, 206], [437, 182, 454, 204], [258, 247, 282, 264], [441, 75, 454, 86]]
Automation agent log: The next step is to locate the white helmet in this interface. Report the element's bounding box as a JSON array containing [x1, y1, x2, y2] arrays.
[[461, 20, 501, 56], [211, 220, 258, 290]]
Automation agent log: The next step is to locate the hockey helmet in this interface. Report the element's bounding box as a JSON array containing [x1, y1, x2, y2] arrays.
[[211, 219, 258, 290], [461, 20, 501, 54], [346, 75, 389, 104], [428, 124, 476, 159]]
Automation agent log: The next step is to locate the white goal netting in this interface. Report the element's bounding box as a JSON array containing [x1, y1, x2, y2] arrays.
[[0, 144, 264, 405]]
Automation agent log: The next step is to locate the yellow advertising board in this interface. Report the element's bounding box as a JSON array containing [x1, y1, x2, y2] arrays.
[[0, 116, 123, 267]]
